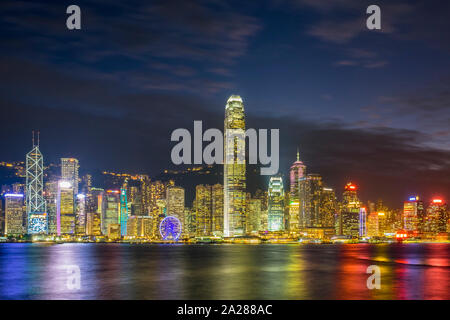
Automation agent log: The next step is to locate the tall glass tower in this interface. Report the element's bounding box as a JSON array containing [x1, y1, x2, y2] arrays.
[[224, 95, 246, 237], [61, 158, 79, 194], [268, 176, 284, 231], [26, 133, 47, 234], [288, 148, 306, 233]]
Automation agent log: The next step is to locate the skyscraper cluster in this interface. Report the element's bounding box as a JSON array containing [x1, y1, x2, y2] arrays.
[[0, 96, 449, 242]]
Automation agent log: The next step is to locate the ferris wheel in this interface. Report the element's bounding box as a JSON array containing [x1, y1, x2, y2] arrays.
[[159, 216, 182, 241]]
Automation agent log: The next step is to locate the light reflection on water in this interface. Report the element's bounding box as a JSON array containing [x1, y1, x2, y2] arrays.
[[0, 243, 448, 300]]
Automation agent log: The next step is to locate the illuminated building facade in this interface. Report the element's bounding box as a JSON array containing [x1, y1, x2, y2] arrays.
[[288, 149, 306, 233], [61, 158, 79, 194], [425, 199, 448, 236], [86, 188, 103, 236], [102, 190, 120, 236], [26, 138, 47, 234], [336, 183, 361, 237], [299, 174, 322, 229], [4, 193, 25, 235], [108, 223, 121, 240], [75, 194, 86, 234], [184, 207, 195, 237], [255, 189, 268, 231], [44, 180, 58, 234], [166, 186, 185, 231], [268, 176, 284, 231], [367, 211, 379, 237], [57, 181, 75, 235], [403, 196, 424, 234], [120, 188, 128, 236], [359, 207, 367, 237], [194, 185, 212, 236], [224, 95, 246, 237], [320, 187, 337, 228], [127, 216, 152, 238], [212, 184, 224, 237], [246, 197, 262, 234]]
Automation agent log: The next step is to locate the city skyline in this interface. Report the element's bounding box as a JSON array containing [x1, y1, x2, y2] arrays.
[[1, 1, 449, 208], [0, 128, 447, 211], [0, 94, 448, 243]]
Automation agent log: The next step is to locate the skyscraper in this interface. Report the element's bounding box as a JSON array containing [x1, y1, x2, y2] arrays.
[[288, 149, 306, 233], [246, 196, 262, 234], [86, 188, 103, 236], [425, 199, 448, 236], [268, 176, 285, 231], [120, 188, 128, 236], [211, 184, 224, 237], [359, 207, 367, 237], [57, 180, 75, 235], [166, 186, 185, 231], [44, 180, 58, 234], [403, 196, 423, 235], [224, 95, 246, 237], [299, 174, 323, 229], [101, 190, 120, 235], [336, 182, 361, 237], [194, 185, 212, 237], [26, 134, 47, 234], [4, 193, 25, 235], [75, 194, 86, 235], [61, 158, 79, 195]]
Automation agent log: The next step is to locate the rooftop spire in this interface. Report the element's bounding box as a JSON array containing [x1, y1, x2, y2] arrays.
[[296, 147, 300, 161]]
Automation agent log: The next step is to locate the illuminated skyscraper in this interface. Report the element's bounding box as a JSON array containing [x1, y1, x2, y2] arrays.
[[44, 180, 58, 234], [102, 190, 120, 235], [194, 185, 212, 237], [166, 186, 185, 231], [57, 180, 75, 235], [61, 158, 79, 195], [288, 149, 306, 233], [359, 207, 367, 237], [320, 187, 337, 228], [120, 188, 128, 236], [224, 95, 246, 237], [246, 196, 262, 234], [212, 184, 224, 237], [86, 188, 103, 236], [403, 196, 423, 234], [4, 193, 25, 235], [26, 134, 47, 234], [255, 189, 269, 231], [299, 174, 322, 229], [425, 199, 448, 236], [268, 176, 284, 231], [367, 211, 379, 237], [75, 194, 86, 234], [336, 183, 361, 237]]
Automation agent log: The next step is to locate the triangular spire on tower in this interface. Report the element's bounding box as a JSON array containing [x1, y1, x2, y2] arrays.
[[296, 147, 300, 161]]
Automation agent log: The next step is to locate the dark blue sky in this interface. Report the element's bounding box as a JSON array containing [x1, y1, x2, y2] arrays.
[[1, 0, 449, 207]]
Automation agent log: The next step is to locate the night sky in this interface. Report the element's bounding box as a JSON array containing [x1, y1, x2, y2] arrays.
[[1, 0, 449, 208]]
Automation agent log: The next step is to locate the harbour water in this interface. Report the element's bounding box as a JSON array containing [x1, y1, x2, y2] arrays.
[[0, 243, 449, 299]]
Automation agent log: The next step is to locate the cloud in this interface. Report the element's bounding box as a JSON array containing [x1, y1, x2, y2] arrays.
[[364, 61, 388, 68], [307, 18, 365, 44], [0, 0, 263, 94], [334, 60, 359, 67]]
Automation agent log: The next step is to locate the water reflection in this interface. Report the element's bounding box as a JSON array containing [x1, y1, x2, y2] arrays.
[[0, 243, 448, 300]]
